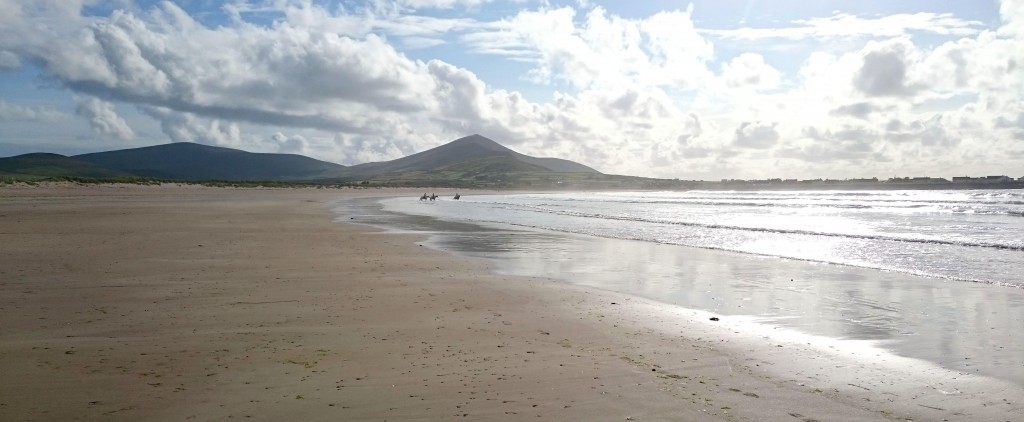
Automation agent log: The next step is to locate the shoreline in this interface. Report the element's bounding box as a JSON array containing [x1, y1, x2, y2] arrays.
[[358, 192, 1024, 388], [2, 184, 1021, 421]]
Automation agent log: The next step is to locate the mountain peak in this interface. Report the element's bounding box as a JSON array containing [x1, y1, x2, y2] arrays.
[[453, 134, 493, 143], [12, 152, 69, 159], [341, 134, 598, 176], [448, 134, 510, 152]]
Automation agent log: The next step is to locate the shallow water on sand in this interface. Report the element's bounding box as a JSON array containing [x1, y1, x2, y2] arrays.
[[336, 196, 1024, 388]]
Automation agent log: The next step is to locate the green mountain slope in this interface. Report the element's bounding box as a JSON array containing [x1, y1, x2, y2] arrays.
[[0, 153, 135, 179], [3, 135, 600, 186], [438, 156, 552, 174], [73, 143, 346, 181], [336, 134, 598, 179]]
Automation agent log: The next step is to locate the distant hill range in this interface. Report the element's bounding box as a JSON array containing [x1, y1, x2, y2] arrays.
[[73, 142, 345, 181], [0, 153, 137, 180], [0, 134, 605, 187], [4, 135, 1019, 190]]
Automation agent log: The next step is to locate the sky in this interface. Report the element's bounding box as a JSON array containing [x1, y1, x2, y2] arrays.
[[0, 0, 1022, 180]]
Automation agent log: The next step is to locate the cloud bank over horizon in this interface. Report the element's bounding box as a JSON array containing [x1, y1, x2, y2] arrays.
[[0, 0, 1022, 180]]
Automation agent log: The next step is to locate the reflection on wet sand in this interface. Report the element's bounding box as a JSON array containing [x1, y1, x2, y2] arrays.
[[339, 197, 1024, 388]]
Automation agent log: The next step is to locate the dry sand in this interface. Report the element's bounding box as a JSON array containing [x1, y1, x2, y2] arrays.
[[1, 184, 1020, 421]]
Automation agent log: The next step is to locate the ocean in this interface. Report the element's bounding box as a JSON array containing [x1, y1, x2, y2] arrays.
[[338, 189, 1024, 386]]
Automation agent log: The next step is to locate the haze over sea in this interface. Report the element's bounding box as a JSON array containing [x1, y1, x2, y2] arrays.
[[341, 189, 1024, 386]]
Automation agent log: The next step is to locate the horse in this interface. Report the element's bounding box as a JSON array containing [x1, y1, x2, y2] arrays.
[[454, 193, 460, 200], [429, 193, 438, 201], [419, 193, 428, 201]]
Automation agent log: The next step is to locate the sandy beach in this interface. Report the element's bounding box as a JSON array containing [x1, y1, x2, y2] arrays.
[[1, 184, 1020, 421]]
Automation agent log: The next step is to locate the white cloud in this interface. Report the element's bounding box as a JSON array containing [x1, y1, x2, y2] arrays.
[[0, 100, 68, 122], [733, 121, 779, 149], [74, 96, 134, 141], [853, 42, 918, 97], [14, 2, 457, 145], [400, 36, 446, 49], [270, 132, 308, 154], [4, 0, 723, 177], [463, 5, 714, 90], [830, 102, 882, 119], [0, 50, 19, 70], [0, 0, 24, 26], [395, 0, 497, 10], [885, 115, 959, 147], [1001, 0, 1024, 35], [1, 0, 1023, 180], [140, 106, 241, 148], [777, 126, 881, 164], [721, 53, 782, 90], [333, 131, 424, 165], [707, 12, 986, 41]]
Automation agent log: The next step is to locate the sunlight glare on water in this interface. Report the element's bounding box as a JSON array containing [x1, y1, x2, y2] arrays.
[[342, 190, 1024, 387], [380, 189, 1024, 286]]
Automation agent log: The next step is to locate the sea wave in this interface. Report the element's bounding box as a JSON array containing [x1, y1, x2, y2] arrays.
[[487, 201, 1024, 251], [539, 195, 1023, 213], [468, 216, 1024, 290]]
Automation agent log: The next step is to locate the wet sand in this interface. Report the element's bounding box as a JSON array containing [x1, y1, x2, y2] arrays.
[[417, 227, 1024, 387], [1, 184, 1021, 421]]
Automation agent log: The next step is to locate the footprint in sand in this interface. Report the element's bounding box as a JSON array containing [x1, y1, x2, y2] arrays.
[[788, 412, 821, 422], [727, 388, 759, 398]]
